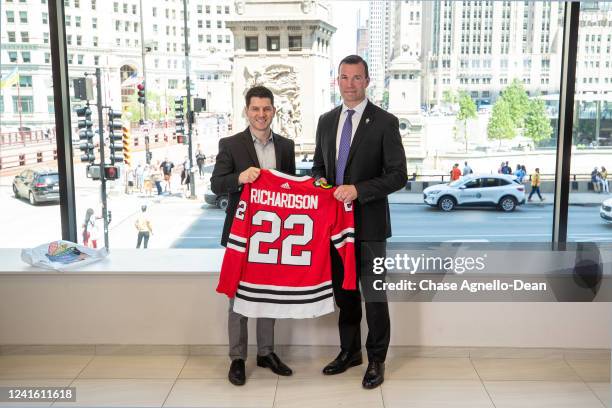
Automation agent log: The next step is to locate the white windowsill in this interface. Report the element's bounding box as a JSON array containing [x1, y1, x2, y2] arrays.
[[0, 248, 225, 274]]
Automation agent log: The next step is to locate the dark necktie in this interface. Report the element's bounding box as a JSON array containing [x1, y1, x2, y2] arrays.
[[335, 109, 355, 185]]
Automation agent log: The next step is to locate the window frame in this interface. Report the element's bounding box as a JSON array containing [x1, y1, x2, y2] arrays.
[[39, 1, 583, 245]]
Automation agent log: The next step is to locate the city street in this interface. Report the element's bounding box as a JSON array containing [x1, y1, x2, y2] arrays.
[[2, 177, 611, 249], [172, 203, 612, 247]]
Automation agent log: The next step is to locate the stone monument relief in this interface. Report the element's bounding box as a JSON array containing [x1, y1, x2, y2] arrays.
[[234, 0, 245, 15], [244, 65, 302, 140]]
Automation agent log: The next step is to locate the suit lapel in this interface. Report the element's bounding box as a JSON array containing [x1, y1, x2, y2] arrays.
[[240, 127, 260, 168], [328, 106, 342, 181], [346, 101, 375, 169]]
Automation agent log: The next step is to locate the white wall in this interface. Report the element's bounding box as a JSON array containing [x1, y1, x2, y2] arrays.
[[0, 249, 609, 348]]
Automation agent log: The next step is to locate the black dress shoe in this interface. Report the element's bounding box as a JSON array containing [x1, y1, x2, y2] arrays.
[[322, 350, 363, 375], [362, 361, 385, 389], [228, 359, 246, 386], [256, 352, 293, 376]]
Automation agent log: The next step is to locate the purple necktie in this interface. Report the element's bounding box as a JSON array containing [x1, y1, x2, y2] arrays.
[[335, 109, 355, 185]]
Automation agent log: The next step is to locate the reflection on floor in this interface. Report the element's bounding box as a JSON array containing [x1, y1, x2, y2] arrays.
[[0, 348, 609, 407]]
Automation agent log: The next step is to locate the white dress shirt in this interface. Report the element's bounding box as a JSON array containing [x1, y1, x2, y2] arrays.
[[335, 98, 368, 159]]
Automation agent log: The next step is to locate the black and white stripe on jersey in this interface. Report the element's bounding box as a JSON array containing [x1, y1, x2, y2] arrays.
[[331, 228, 355, 249], [235, 281, 333, 304], [227, 233, 247, 253]]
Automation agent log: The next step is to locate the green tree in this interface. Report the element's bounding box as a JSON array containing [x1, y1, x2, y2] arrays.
[[524, 99, 553, 144], [124, 90, 176, 124], [456, 91, 477, 153], [381, 90, 389, 110], [500, 79, 530, 128], [442, 90, 457, 105], [487, 98, 516, 148]]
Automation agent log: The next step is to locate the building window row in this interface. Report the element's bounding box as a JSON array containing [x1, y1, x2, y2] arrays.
[[6, 31, 29, 43], [245, 35, 303, 52], [112, 2, 137, 15]]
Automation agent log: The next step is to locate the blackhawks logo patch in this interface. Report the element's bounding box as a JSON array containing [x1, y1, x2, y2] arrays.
[[314, 179, 333, 189]]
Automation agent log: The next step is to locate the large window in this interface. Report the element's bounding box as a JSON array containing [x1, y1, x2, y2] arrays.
[[0, 10, 61, 248], [567, 2, 612, 243], [1, 1, 599, 250], [386, 1, 564, 243]]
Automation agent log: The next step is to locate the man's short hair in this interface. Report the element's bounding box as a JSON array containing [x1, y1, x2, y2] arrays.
[[245, 86, 274, 107], [338, 55, 369, 79]]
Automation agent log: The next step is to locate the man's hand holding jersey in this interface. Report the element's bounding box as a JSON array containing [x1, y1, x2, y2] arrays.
[[239, 167, 260, 185], [318, 178, 358, 203]]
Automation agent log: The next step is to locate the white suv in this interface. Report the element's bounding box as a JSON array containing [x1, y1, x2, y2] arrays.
[[423, 174, 526, 212], [601, 198, 612, 223]]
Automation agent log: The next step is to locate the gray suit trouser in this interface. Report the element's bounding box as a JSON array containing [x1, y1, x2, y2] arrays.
[[228, 298, 275, 360]]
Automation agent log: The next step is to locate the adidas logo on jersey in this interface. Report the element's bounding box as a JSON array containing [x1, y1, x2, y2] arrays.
[[280, 182, 291, 190]]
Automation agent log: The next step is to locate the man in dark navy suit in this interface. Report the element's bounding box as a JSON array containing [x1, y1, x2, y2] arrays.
[[312, 55, 407, 389]]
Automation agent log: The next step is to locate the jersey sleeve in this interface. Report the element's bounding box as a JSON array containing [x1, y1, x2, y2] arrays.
[[331, 200, 357, 290], [216, 183, 251, 298]]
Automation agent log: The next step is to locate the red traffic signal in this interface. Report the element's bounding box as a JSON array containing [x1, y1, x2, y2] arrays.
[[137, 83, 145, 104], [104, 165, 120, 180]]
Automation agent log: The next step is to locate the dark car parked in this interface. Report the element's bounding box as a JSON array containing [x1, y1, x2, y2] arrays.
[[204, 161, 313, 210], [12, 169, 60, 205]]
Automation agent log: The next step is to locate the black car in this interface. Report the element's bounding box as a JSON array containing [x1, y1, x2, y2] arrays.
[[12, 169, 60, 205], [204, 161, 313, 210]]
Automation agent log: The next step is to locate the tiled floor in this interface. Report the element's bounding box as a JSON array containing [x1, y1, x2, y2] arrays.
[[0, 352, 609, 407]]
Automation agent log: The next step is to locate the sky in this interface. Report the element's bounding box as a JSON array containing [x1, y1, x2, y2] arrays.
[[329, 1, 369, 75]]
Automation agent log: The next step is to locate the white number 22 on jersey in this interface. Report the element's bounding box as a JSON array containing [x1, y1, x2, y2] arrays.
[[248, 210, 313, 266]]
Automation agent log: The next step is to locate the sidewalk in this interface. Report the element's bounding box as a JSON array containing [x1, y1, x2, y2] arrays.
[[389, 191, 610, 206]]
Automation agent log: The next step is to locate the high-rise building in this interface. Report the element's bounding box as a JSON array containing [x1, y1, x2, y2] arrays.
[[0, 0, 236, 131], [367, 1, 393, 105], [421, 1, 612, 108], [356, 26, 369, 62]]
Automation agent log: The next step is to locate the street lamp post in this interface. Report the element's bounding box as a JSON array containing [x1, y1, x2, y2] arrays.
[[139, 0, 153, 164], [139, 0, 147, 122], [182, 0, 196, 198]]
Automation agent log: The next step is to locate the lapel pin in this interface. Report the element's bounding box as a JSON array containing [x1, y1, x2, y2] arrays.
[[365, 118, 371, 124]]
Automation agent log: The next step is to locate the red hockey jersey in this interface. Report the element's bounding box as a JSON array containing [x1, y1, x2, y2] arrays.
[[216, 169, 356, 319]]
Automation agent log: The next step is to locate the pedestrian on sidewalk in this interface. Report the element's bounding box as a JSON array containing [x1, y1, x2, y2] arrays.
[[151, 161, 163, 195], [196, 145, 206, 178], [528, 168, 544, 202], [126, 166, 135, 194], [462, 161, 473, 176], [82, 208, 100, 248], [143, 165, 153, 197], [515, 165, 526, 183], [181, 156, 191, 197], [450, 163, 461, 181], [135, 205, 153, 249], [135, 163, 145, 193], [591, 167, 602, 193], [601, 166, 609, 194], [500, 161, 512, 175], [160, 157, 174, 194]]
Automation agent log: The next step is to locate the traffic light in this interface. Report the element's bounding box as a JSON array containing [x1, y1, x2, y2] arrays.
[[144, 135, 152, 164], [76, 105, 95, 163], [108, 110, 123, 164], [137, 82, 145, 104], [122, 125, 132, 167], [174, 97, 185, 144], [104, 165, 120, 180]]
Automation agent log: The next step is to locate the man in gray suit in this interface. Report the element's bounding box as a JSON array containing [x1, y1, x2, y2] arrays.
[[211, 86, 295, 386]]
